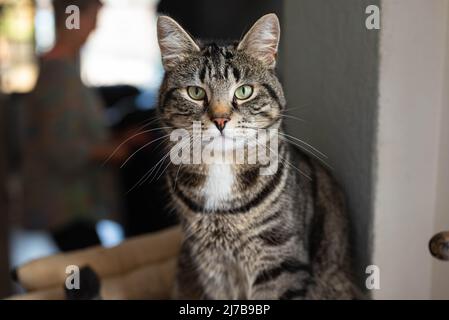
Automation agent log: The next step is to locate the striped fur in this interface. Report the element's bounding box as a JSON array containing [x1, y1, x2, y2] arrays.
[[156, 14, 359, 300]]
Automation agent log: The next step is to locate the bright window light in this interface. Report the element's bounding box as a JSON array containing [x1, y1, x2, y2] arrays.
[[81, 0, 163, 90], [96, 219, 125, 248]]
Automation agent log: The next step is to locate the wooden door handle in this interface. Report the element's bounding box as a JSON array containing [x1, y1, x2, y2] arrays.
[[429, 231, 449, 261]]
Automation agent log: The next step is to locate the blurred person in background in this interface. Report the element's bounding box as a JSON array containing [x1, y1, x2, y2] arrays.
[[22, 0, 130, 252]]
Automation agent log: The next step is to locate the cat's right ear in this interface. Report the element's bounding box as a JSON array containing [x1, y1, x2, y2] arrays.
[[157, 16, 200, 71]]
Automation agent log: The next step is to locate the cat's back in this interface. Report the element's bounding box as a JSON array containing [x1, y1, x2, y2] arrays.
[[288, 145, 358, 298]]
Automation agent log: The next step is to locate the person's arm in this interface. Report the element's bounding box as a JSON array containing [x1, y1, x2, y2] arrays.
[[36, 72, 128, 171]]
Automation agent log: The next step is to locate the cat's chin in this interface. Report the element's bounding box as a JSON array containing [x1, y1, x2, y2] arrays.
[[201, 135, 251, 152]]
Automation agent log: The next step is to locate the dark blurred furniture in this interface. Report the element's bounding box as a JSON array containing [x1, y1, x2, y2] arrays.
[[0, 94, 11, 298], [96, 87, 179, 237], [118, 110, 178, 236]]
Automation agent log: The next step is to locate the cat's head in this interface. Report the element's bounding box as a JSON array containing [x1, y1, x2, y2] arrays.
[[156, 14, 285, 152]]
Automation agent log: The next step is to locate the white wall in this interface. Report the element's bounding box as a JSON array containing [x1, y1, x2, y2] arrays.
[[431, 0, 449, 300], [374, 0, 449, 299]]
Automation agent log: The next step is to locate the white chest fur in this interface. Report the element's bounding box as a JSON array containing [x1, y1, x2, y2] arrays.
[[202, 164, 234, 210]]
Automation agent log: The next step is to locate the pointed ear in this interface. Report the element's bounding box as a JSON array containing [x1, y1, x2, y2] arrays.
[[237, 14, 280, 69], [157, 16, 200, 71]]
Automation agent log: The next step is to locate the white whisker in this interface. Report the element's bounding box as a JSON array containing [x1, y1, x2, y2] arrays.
[[102, 126, 173, 166], [120, 134, 171, 168], [278, 132, 327, 159]]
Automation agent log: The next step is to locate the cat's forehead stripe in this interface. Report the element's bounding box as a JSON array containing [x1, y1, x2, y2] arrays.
[[199, 43, 239, 82]]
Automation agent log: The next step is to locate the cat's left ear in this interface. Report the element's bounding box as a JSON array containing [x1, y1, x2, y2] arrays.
[[237, 13, 280, 69], [157, 16, 200, 71]]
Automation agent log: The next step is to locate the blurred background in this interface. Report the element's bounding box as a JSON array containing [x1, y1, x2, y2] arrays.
[[0, 0, 176, 297], [0, 0, 283, 298], [1, 0, 448, 299]]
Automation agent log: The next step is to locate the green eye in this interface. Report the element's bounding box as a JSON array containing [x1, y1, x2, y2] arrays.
[[187, 86, 206, 100], [234, 85, 253, 100]]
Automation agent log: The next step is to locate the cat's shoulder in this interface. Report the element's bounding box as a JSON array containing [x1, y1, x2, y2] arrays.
[[288, 144, 343, 192]]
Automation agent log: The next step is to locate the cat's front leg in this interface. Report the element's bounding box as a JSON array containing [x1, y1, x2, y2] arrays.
[[173, 245, 204, 300], [249, 266, 312, 300], [199, 265, 250, 300]]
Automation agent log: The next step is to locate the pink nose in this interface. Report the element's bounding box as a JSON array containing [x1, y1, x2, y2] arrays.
[[213, 118, 229, 132]]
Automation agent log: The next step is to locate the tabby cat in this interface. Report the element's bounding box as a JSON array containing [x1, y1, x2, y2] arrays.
[[156, 13, 359, 299]]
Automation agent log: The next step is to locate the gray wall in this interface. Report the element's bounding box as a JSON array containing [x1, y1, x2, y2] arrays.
[[282, 0, 380, 287]]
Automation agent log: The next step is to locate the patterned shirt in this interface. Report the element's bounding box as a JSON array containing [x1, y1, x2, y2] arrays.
[[22, 58, 118, 230]]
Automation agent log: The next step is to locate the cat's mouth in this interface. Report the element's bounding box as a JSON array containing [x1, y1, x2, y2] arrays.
[[199, 133, 254, 152], [203, 127, 257, 139], [201, 134, 236, 142]]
